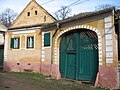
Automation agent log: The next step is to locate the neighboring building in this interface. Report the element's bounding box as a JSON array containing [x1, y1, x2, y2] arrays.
[[4, 0, 56, 72], [3, 0, 120, 89], [0, 25, 7, 67]]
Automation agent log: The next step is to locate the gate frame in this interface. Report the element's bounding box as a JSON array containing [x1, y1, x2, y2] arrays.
[[53, 25, 102, 79]]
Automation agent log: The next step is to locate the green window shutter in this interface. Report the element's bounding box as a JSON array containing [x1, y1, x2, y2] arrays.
[[44, 33, 50, 46], [18, 38, 20, 49], [10, 38, 14, 48], [27, 37, 29, 48], [32, 37, 34, 48]]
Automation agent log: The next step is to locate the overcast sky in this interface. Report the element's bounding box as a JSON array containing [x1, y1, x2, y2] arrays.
[[0, 0, 119, 16]]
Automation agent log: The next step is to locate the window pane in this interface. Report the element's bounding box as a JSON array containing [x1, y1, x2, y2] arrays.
[[11, 38, 20, 49], [44, 33, 50, 46], [27, 36, 34, 48]]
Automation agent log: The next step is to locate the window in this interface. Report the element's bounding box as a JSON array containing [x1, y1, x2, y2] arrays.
[[27, 36, 34, 48], [10, 38, 20, 49], [35, 11, 37, 15], [44, 33, 50, 46], [27, 12, 30, 16]]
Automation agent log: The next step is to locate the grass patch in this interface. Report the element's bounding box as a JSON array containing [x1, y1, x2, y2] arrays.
[[6, 72, 108, 90]]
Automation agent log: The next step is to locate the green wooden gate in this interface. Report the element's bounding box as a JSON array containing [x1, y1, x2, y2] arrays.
[[60, 29, 98, 82], [0, 45, 4, 66]]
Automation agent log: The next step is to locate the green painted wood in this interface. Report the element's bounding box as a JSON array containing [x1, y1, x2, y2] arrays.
[[10, 38, 14, 48], [60, 52, 66, 78], [0, 45, 4, 66], [78, 30, 98, 81], [32, 37, 34, 48], [11, 38, 20, 49], [60, 32, 77, 79], [66, 53, 76, 79], [60, 30, 98, 82], [18, 38, 20, 48], [44, 33, 50, 46]]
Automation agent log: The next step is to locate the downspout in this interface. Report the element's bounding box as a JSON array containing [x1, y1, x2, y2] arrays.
[[52, 23, 60, 37], [51, 23, 60, 65]]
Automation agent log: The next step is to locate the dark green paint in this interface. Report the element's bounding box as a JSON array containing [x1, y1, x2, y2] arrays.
[[10, 38, 20, 49], [0, 45, 4, 66], [60, 30, 98, 82], [10, 38, 14, 48], [44, 33, 50, 46]]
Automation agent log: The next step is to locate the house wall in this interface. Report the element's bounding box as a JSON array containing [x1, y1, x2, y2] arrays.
[[41, 15, 119, 89], [10, 0, 55, 28], [4, 0, 56, 73], [4, 29, 42, 73]]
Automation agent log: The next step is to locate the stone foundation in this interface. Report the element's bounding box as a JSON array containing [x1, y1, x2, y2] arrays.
[[4, 61, 60, 78], [95, 65, 119, 89], [4, 61, 41, 73], [4, 62, 119, 89]]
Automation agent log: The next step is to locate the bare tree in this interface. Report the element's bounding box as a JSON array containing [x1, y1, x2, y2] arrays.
[[0, 8, 18, 27], [95, 4, 120, 11], [54, 6, 72, 20]]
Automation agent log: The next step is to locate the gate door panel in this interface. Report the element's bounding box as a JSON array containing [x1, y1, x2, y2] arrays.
[[66, 53, 76, 79], [60, 29, 98, 82], [78, 30, 98, 81], [60, 32, 77, 79]]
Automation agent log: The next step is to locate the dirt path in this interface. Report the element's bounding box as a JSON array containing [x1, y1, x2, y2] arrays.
[[0, 72, 45, 90], [0, 71, 106, 90]]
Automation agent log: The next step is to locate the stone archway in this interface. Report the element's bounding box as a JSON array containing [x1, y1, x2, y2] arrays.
[[53, 25, 102, 65]]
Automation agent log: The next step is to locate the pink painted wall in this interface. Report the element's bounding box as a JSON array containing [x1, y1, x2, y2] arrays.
[[95, 65, 119, 89], [4, 61, 119, 89]]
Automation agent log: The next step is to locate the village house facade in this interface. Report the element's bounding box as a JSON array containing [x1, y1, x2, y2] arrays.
[[3, 0, 120, 89], [41, 8, 119, 89]]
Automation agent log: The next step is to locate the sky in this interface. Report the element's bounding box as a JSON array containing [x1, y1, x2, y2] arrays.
[[0, 0, 120, 16]]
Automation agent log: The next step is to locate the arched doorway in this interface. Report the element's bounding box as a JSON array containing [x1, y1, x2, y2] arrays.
[[59, 29, 98, 82]]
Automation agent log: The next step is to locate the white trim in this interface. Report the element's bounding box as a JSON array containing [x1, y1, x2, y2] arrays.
[[104, 17, 113, 64], [25, 34, 36, 50], [9, 27, 41, 32], [12, 30, 35, 34], [54, 25, 102, 65], [34, 34, 36, 50], [104, 16, 112, 23], [25, 35, 27, 49], [41, 32, 45, 62], [20, 35, 22, 49], [4, 33, 8, 61]]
